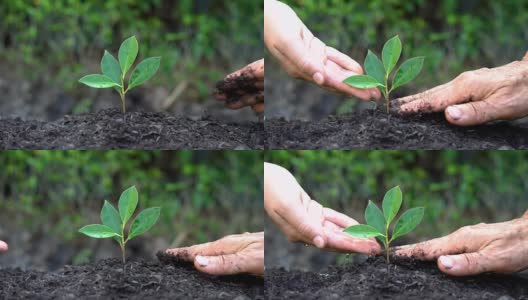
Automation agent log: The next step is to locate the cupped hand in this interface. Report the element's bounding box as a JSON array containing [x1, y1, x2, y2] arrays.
[[0, 240, 7, 252], [214, 59, 264, 113], [264, 0, 380, 100], [166, 232, 264, 276], [396, 52, 528, 126], [394, 210, 528, 276], [264, 163, 381, 254]]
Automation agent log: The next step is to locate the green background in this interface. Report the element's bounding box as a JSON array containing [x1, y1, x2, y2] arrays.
[[0, 150, 263, 270], [0, 0, 263, 120], [267, 0, 528, 119], [265, 150, 527, 237]]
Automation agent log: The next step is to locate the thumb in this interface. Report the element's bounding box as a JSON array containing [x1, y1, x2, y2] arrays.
[[194, 254, 255, 276], [445, 100, 498, 126], [296, 192, 327, 248], [437, 252, 490, 276], [0, 240, 8, 252], [523, 51, 528, 61]]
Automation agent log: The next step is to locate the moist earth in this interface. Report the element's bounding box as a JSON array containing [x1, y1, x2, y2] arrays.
[[0, 109, 264, 150], [265, 256, 528, 300], [266, 108, 528, 150], [0, 255, 264, 300]]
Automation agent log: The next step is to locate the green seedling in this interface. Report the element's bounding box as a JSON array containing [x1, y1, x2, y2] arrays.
[[343, 36, 424, 113], [79, 186, 160, 263], [344, 186, 424, 263], [79, 36, 161, 113]]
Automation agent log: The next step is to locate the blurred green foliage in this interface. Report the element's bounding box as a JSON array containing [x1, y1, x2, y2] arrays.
[[282, 0, 528, 89], [0, 0, 262, 99], [0, 151, 263, 246], [265, 151, 528, 238]]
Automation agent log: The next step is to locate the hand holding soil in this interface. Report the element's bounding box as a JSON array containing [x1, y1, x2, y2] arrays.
[[214, 59, 264, 113], [264, 0, 380, 100], [396, 55, 528, 126], [0, 240, 7, 252], [395, 210, 528, 276], [166, 232, 264, 276], [264, 163, 380, 254]]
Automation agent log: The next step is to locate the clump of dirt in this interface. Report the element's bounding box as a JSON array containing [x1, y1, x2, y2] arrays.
[[0, 108, 264, 150], [0, 258, 264, 299], [266, 108, 528, 149], [265, 256, 528, 299], [215, 71, 262, 105]]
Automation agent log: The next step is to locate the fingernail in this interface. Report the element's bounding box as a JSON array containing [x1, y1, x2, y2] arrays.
[[447, 106, 462, 121], [313, 236, 325, 248], [439, 256, 454, 269], [313, 73, 324, 85], [370, 89, 379, 99], [195, 255, 209, 267]]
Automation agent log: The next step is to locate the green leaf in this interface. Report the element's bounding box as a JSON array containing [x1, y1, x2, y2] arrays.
[[365, 200, 386, 234], [382, 186, 402, 225], [79, 75, 120, 88], [118, 36, 139, 75], [128, 57, 161, 90], [101, 51, 122, 85], [343, 75, 385, 89], [364, 50, 385, 85], [79, 224, 120, 239], [118, 186, 138, 225], [344, 224, 385, 238], [100, 200, 122, 235], [392, 57, 425, 91], [391, 207, 424, 241], [127, 207, 161, 241], [382, 35, 402, 75]]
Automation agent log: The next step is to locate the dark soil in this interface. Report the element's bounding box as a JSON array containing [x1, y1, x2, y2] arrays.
[[266, 108, 528, 149], [265, 256, 528, 300], [0, 254, 264, 299], [0, 109, 264, 150], [215, 70, 262, 105]]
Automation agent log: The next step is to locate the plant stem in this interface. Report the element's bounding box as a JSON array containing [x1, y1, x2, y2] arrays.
[[120, 92, 126, 113], [385, 235, 390, 263], [384, 92, 390, 114], [120, 242, 126, 264]]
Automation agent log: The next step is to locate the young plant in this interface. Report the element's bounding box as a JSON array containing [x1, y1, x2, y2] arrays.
[[79, 186, 160, 263], [79, 36, 161, 113], [344, 186, 424, 263], [343, 36, 424, 113]]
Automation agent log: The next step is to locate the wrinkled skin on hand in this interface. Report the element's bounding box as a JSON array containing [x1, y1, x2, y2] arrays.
[[0, 240, 7, 252], [395, 52, 528, 126], [264, 163, 381, 254], [394, 210, 528, 276], [264, 0, 380, 100], [214, 59, 264, 113], [166, 232, 264, 276]]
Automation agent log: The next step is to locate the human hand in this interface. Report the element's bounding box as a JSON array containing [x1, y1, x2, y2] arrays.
[[214, 59, 264, 113], [395, 54, 528, 126], [166, 232, 264, 276], [264, 0, 380, 100], [394, 210, 528, 276], [264, 163, 381, 254], [0, 240, 7, 252]]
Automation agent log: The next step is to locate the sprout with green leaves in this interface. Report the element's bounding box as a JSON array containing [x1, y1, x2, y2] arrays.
[[343, 36, 424, 113], [344, 186, 424, 263], [79, 36, 161, 113], [79, 186, 160, 263]]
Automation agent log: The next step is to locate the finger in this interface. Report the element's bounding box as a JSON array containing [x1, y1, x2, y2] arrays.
[[0, 240, 7, 252], [325, 230, 381, 254], [323, 208, 358, 228], [397, 81, 465, 114], [279, 29, 324, 83], [437, 252, 492, 276], [445, 98, 503, 126], [226, 94, 259, 110], [303, 193, 327, 248], [523, 51, 528, 61], [194, 253, 261, 276], [326, 47, 362, 74], [249, 59, 265, 80], [167, 237, 241, 259], [394, 235, 460, 260], [324, 61, 376, 100]]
